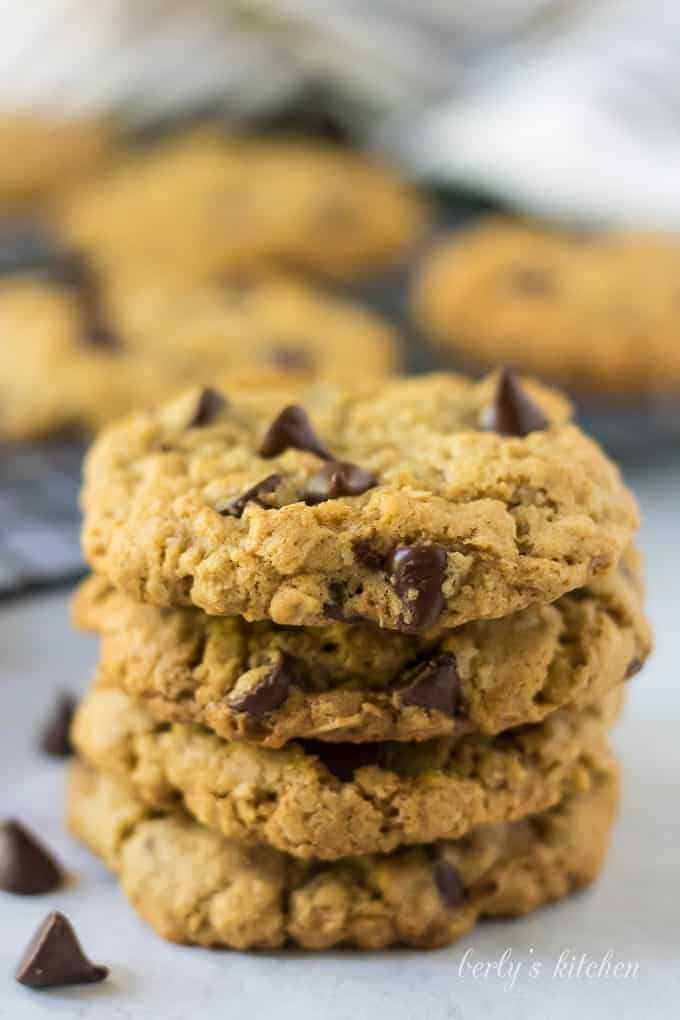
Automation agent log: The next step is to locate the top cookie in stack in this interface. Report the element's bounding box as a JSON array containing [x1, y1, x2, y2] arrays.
[[80, 370, 638, 631]]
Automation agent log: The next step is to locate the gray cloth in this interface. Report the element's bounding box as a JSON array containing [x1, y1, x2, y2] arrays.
[[0, 438, 83, 596]]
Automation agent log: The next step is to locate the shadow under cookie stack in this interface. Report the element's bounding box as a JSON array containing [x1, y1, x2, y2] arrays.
[[67, 369, 651, 950]]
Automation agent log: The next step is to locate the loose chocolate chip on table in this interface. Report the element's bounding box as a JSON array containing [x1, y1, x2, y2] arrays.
[[39, 693, 76, 757], [0, 821, 64, 895], [433, 861, 466, 909], [16, 912, 108, 989], [352, 539, 386, 570], [217, 473, 282, 518], [301, 741, 387, 782], [304, 461, 376, 504], [229, 653, 303, 717], [268, 347, 313, 372], [398, 654, 460, 716], [188, 387, 227, 428], [387, 543, 447, 632], [479, 367, 549, 437], [259, 404, 332, 460]]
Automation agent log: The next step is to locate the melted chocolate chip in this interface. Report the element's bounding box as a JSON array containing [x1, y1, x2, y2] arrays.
[[268, 347, 313, 372], [398, 654, 460, 716], [258, 404, 332, 460], [15, 912, 108, 989], [352, 539, 386, 570], [188, 387, 227, 428], [304, 461, 376, 505], [480, 368, 549, 437], [229, 653, 302, 717], [387, 543, 447, 632], [301, 741, 387, 782], [218, 473, 282, 518], [0, 821, 64, 895], [625, 657, 643, 679], [433, 861, 466, 908], [39, 693, 76, 757]]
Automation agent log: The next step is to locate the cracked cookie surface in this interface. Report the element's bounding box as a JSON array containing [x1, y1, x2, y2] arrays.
[[81, 372, 638, 631], [74, 551, 649, 747], [54, 128, 428, 283], [414, 217, 680, 397], [71, 683, 621, 860], [0, 264, 396, 440], [66, 760, 619, 950]]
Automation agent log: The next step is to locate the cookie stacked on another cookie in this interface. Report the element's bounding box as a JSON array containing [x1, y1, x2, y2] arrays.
[[69, 370, 650, 949]]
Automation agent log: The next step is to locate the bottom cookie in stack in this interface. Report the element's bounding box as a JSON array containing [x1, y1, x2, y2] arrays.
[[67, 758, 619, 951]]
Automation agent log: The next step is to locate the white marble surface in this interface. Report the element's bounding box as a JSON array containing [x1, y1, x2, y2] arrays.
[[0, 456, 678, 1019]]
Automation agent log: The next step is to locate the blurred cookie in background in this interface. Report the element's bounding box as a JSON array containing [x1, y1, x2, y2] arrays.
[[0, 114, 113, 210], [0, 242, 399, 440], [413, 217, 680, 400], [53, 128, 429, 284]]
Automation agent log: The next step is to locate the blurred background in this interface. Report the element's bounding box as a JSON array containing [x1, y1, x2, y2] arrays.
[[0, 0, 677, 609]]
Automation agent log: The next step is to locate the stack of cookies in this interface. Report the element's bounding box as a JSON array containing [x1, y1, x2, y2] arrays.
[[68, 370, 650, 950]]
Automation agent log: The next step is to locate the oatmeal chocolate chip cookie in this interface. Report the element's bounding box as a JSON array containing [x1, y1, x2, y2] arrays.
[[71, 682, 620, 860], [0, 255, 397, 439], [54, 128, 428, 283], [81, 373, 638, 632], [67, 759, 619, 950], [73, 550, 650, 747], [0, 115, 112, 209], [414, 217, 680, 397]]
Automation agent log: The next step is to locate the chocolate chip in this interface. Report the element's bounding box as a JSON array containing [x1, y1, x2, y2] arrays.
[[268, 347, 313, 372], [301, 740, 386, 782], [433, 861, 466, 908], [0, 821, 64, 895], [509, 266, 556, 295], [229, 653, 302, 717], [625, 657, 643, 679], [259, 404, 332, 460], [15, 912, 108, 989], [398, 654, 460, 716], [188, 387, 227, 428], [480, 368, 549, 437], [352, 539, 386, 570], [39, 693, 76, 757], [304, 461, 376, 505], [217, 473, 282, 518], [84, 321, 120, 350], [387, 543, 447, 632]]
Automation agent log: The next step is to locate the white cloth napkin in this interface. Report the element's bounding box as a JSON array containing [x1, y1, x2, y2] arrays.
[[0, 0, 679, 226]]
